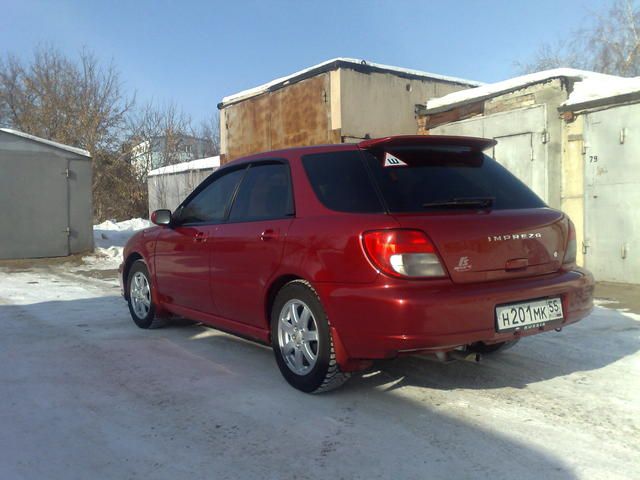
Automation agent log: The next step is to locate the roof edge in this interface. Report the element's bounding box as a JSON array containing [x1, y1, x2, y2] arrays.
[[0, 128, 91, 157], [423, 68, 615, 114], [147, 155, 221, 177], [559, 89, 640, 112], [218, 58, 482, 109]]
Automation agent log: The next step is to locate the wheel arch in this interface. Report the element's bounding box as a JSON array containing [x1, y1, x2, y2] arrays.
[[264, 274, 306, 335], [122, 252, 144, 300]]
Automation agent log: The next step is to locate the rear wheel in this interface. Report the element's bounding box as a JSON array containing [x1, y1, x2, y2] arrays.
[[271, 280, 349, 393], [127, 260, 160, 329]]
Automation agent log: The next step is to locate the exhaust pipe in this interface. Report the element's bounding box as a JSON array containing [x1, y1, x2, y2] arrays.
[[435, 350, 482, 363], [449, 350, 482, 363]]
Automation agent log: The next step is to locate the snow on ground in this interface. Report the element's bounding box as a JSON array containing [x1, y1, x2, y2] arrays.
[[0, 262, 638, 479], [80, 218, 151, 270]]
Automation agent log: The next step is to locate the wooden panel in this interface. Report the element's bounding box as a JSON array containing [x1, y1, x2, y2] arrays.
[[423, 101, 484, 129]]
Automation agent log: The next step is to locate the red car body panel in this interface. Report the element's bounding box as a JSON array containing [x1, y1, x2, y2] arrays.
[[209, 218, 292, 326], [121, 136, 595, 370]]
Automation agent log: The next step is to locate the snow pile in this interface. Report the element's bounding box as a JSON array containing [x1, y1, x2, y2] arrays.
[[563, 74, 640, 107], [425, 67, 640, 112], [148, 156, 220, 177], [425, 68, 612, 111], [81, 218, 152, 270]]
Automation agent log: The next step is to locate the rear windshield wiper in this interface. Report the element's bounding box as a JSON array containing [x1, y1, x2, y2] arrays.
[[422, 197, 495, 209]]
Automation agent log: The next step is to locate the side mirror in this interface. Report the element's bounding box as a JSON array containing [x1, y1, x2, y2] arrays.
[[150, 209, 172, 226]]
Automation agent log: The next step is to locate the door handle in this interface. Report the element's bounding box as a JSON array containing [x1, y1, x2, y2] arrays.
[[260, 229, 279, 241], [194, 231, 207, 243]]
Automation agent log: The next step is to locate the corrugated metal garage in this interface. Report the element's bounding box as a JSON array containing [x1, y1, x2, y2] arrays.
[[0, 128, 93, 259], [147, 156, 220, 214], [419, 69, 640, 284], [561, 89, 640, 284], [218, 58, 481, 163]]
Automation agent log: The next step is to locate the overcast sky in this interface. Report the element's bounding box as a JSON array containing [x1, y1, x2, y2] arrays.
[[2, 0, 605, 124]]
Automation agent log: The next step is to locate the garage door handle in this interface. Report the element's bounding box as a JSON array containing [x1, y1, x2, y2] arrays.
[[194, 232, 207, 243], [260, 229, 278, 241]]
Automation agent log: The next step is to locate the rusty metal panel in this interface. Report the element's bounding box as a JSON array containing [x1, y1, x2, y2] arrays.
[[224, 94, 271, 162], [222, 74, 331, 163], [270, 74, 330, 150]]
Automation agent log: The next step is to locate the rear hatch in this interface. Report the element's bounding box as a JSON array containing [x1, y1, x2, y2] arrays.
[[392, 210, 567, 283], [359, 137, 569, 283]]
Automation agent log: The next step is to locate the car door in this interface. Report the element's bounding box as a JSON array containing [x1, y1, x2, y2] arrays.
[[154, 166, 246, 313], [209, 161, 294, 328]]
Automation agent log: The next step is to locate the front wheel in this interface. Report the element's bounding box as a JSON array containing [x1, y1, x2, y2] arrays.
[[271, 280, 350, 393], [127, 260, 160, 329]]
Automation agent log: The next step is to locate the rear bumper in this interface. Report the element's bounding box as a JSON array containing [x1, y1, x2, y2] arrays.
[[315, 267, 594, 360]]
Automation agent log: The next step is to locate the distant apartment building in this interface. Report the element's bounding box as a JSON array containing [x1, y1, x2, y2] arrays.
[[130, 135, 215, 175]]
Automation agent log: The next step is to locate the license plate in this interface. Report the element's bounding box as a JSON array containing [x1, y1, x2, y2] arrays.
[[495, 297, 563, 332]]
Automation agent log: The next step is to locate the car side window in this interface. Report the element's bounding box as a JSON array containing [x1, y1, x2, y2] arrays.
[[228, 163, 293, 222], [301, 151, 384, 213], [178, 167, 245, 224]]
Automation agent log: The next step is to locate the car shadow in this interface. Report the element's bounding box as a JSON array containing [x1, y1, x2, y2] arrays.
[[345, 306, 640, 392], [168, 305, 640, 393], [2, 295, 636, 479]]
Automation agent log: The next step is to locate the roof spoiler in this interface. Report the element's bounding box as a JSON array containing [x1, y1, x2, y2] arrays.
[[358, 135, 497, 151]]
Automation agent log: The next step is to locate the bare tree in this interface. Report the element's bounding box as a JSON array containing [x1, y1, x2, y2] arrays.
[[126, 101, 215, 210], [126, 100, 195, 176], [0, 45, 141, 221], [518, 0, 640, 76], [0, 46, 132, 152], [0, 45, 221, 221], [517, 40, 584, 73], [584, 0, 640, 75], [194, 112, 221, 157]]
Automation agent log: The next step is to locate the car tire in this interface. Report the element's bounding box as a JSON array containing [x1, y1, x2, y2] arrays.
[[470, 339, 520, 354], [271, 280, 350, 393], [126, 260, 160, 329]]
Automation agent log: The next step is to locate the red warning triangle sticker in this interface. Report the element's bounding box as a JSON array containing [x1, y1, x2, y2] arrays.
[[383, 152, 407, 167]]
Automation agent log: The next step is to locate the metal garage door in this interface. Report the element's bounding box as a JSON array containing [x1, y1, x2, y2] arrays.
[[584, 105, 640, 284], [432, 105, 548, 201], [492, 133, 535, 191], [0, 151, 69, 259]]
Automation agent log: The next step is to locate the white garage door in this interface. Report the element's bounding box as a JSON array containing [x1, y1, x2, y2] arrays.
[[432, 105, 548, 202], [584, 105, 640, 284]]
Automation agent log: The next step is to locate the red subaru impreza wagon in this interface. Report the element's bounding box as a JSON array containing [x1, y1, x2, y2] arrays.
[[120, 135, 594, 393]]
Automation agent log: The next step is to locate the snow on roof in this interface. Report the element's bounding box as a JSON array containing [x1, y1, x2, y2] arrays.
[[0, 128, 91, 157], [147, 156, 220, 177], [425, 68, 620, 112], [562, 74, 640, 108], [219, 58, 483, 107]]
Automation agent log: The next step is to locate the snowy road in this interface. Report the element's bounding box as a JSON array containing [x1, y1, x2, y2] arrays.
[[0, 263, 638, 480]]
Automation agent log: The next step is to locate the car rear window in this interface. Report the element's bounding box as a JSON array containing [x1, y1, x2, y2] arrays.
[[301, 151, 384, 213], [363, 146, 546, 212]]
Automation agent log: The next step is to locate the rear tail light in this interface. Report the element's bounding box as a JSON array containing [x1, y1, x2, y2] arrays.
[[563, 218, 577, 265], [362, 229, 446, 278]]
